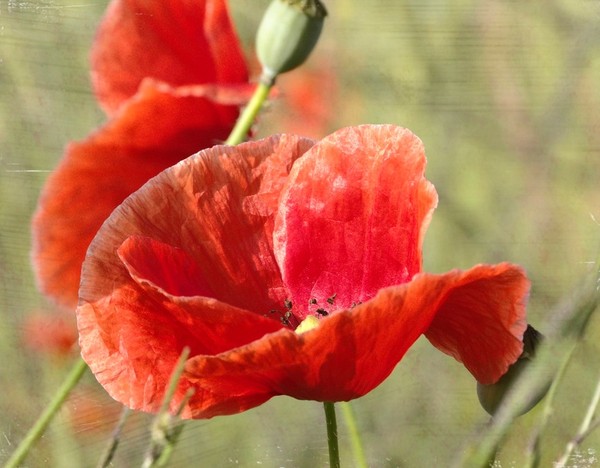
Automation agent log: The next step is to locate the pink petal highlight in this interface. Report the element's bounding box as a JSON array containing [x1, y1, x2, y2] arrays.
[[274, 125, 438, 317]]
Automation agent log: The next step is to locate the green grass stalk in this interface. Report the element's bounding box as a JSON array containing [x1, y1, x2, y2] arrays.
[[340, 401, 368, 468], [4, 356, 88, 468], [555, 375, 600, 467]]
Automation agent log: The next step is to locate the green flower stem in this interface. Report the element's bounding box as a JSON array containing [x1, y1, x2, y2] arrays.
[[224, 76, 273, 146], [340, 402, 367, 468], [323, 402, 341, 468], [5, 356, 88, 468]]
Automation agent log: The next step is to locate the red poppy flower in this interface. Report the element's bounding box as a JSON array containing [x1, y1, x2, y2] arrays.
[[91, 0, 248, 116], [77, 125, 529, 419], [32, 0, 249, 307], [22, 309, 78, 356]]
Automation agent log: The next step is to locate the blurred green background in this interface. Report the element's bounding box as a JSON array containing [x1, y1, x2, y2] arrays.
[[1, 0, 599, 466]]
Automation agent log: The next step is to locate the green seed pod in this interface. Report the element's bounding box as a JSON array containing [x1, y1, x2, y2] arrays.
[[477, 325, 550, 416], [256, 0, 327, 83]]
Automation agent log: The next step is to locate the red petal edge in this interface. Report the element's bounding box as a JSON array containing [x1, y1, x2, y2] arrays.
[[424, 263, 529, 384]]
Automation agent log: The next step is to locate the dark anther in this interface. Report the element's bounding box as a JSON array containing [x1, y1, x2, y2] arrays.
[[280, 310, 292, 326], [284, 299, 293, 310], [316, 308, 329, 316], [326, 294, 337, 305], [309, 298, 318, 305]]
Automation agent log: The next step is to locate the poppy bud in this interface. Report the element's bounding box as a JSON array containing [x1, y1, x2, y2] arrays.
[[256, 0, 327, 83], [477, 325, 549, 416]]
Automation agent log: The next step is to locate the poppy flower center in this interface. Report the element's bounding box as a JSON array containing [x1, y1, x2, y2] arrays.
[[267, 299, 301, 328], [308, 294, 336, 317], [307, 294, 362, 319], [266, 294, 362, 331]]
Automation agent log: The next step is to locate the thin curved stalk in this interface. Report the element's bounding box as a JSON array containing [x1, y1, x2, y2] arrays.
[[5, 356, 88, 468]]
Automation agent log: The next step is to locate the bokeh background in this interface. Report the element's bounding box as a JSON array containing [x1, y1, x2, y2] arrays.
[[1, 0, 599, 466]]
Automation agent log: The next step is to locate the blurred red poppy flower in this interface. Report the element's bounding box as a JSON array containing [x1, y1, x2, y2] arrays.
[[32, 0, 249, 307], [22, 309, 78, 356], [66, 386, 125, 438], [77, 125, 529, 419], [91, 0, 248, 116], [260, 59, 338, 139]]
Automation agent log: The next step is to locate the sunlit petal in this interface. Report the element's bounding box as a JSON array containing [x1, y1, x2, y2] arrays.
[[274, 125, 438, 317]]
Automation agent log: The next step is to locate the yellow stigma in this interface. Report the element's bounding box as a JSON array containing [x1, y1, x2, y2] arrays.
[[295, 315, 320, 334]]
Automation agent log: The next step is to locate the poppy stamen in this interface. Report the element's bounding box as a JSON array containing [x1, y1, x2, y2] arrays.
[[268, 299, 300, 328]]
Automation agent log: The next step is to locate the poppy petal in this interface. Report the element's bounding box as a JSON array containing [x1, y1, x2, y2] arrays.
[[424, 263, 529, 384], [183, 282, 436, 418], [274, 125, 438, 317], [117, 235, 214, 298], [32, 79, 241, 307], [182, 265, 525, 417], [92, 0, 247, 114], [77, 135, 316, 413], [78, 260, 283, 415], [76, 133, 315, 315]]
